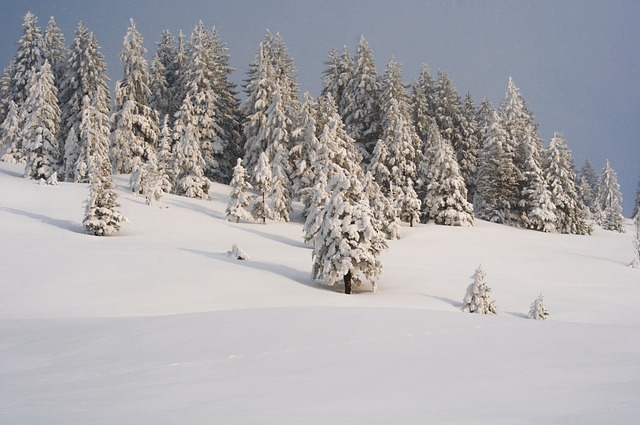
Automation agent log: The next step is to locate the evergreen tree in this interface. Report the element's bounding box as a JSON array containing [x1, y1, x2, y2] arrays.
[[172, 99, 211, 200], [226, 158, 254, 223], [528, 294, 549, 320], [462, 265, 497, 315], [139, 152, 165, 206], [420, 119, 473, 226], [364, 170, 401, 240], [321, 46, 353, 114], [43, 17, 66, 90], [578, 159, 601, 219], [341, 35, 381, 162], [411, 64, 437, 144], [545, 133, 592, 235], [111, 19, 159, 175], [0, 12, 44, 124], [369, 58, 419, 198], [83, 160, 128, 236], [598, 160, 625, 233], [398, 179, 422, 227], [249, 151, 272, 223], [0, 101, 22, 163], [156, 115, 174, 193], [311, 170, 388, 294], [289, 93, 319, 207], [21, 61, 61, 184], [433, 71, 476, 200], [152, 30, 180, 121], [59, 23, 111, 182], [148, 53, 170, 119], [474, 104, 518, 224], [73, 92, 112, 183], [460, 92, 480, 202], [499, 77, 548, 228]]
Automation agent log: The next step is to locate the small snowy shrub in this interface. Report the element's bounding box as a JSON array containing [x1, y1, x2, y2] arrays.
[[462, 265, 497, 314], [528, 294, 549, 320], [227, 244, 249, 260], [83, 165, 129, 236]]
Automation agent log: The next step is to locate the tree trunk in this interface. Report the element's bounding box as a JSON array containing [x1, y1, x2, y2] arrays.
[[344, 270, 352, 294], [262, 190, 266, 224]]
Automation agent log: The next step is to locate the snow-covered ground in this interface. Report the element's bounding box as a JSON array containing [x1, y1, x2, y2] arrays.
[[1, 161, 638, 424]]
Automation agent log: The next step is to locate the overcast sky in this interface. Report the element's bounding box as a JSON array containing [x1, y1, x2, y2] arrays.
[[1, 0, 638, 214]]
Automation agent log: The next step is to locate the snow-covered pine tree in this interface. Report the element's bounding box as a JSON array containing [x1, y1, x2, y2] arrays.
[[545, 133, 592, 235], [0, 12, 44, 126], [341, 35, 381, 162], [0, 101, 22, 163], [289, 93, 318, 207], [137, 151, 165, 206], [156, 114, 174, 193], [363, 170, 401, 240], [21, 60, 61, 184], [578, 159, 601, 220], [460, 92, 480, 202], [433, 71, 476, 202], [249, 150, 272, 224], [311, 170, 388, 294], [473, 102, 519, 224], [73, 92, 112, 183], [398, 179, 421, 227], [598, 159, 625, 233], [321, 46, 353, 114], [528, 294, 549, 320], [226, 158, 254, 223], [148, 52, 170, 120], [174, 22, 240, 183], [303, 94, 366, 243], [83, 159, 128, 236], [420, 119, 473, 226], [411, 64, 437, 145], [43, 17, 66, 91], [111, 19, 159, 175], [59, 23, 111, 182], [462, 265, 497, 315], [171, 104, 211, 200], [369, 57, 419, 201], [499, 77, 548, 228], [151, 30, 179, 121], [268, 143, 292, 222]]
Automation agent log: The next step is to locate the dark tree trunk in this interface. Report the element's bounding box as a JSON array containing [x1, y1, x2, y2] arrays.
[[344, 269, 352, 294], [262, 190, 266, 224]]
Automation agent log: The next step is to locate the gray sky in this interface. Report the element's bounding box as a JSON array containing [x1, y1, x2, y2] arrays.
[[1, 0, 638, 214]]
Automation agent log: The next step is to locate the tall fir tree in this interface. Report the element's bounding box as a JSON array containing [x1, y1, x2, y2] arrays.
[[578, 159, 601, 219], [411, 64, 437, 144], [369, 57, 419, 199], [156, 115, 174, 193], [420, 119, 474, 226], [311, 170, 388, 294], [321, 46, 353, 115], [21, 61, 61, 184], [598, 159, 625, 233], [42, 17, 66, 90], [73, 92, 112, 183], [249, 150, 272, 224], [341, 35, 381, 162], [111, 19, 159, 176], [171, 97, 211, 200], [58, 23, 111, 182], [0, 12, 45, 126], [545, 133, 592, 235], [473, 103, 518, 224]]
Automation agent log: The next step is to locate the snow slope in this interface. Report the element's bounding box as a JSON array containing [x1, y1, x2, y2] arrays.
[[1, 161, 638, 424]]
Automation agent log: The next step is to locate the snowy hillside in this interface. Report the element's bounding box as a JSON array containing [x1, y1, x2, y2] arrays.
[[1, 161, 639, 424]]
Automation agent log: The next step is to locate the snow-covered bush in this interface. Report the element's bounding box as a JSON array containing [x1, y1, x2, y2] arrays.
[[528, 294, 549, 320], [227, 244, 249, 260], [462, 265, 497, 314], [226, 158, 254, 223]]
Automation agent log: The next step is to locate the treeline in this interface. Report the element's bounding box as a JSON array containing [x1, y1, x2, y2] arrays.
[[0, 12, 629, 237]]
